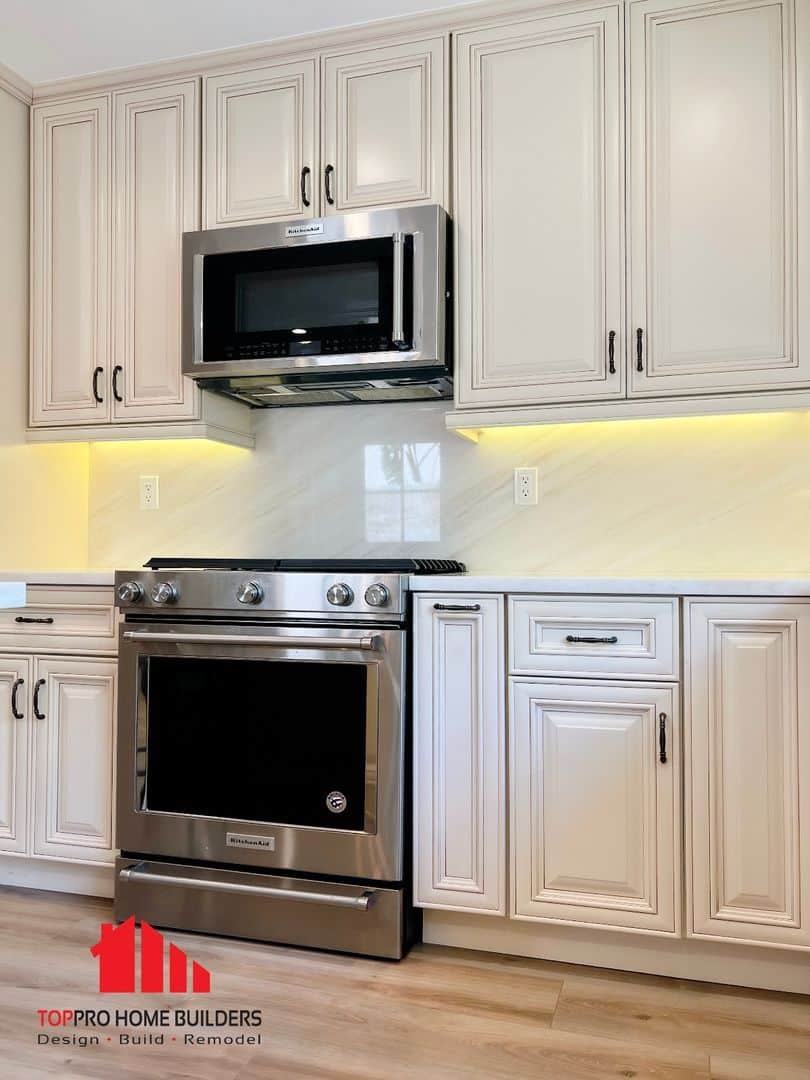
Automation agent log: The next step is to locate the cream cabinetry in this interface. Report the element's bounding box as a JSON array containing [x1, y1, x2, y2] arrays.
[[413, 595, 506, 913], [453, 7, 624, 408], [204, 37, 447, 225], [449, 0, 808, 429], [510, 679, 679, 934], [0, 588, 117, 880], [204, 60, 318, 228], [686, 600, 810, 950], [30, 85, 252, 446]]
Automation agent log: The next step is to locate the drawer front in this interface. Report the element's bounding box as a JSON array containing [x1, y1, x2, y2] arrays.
[[509, 597, 678, 679], [0, 586, 116, 653]]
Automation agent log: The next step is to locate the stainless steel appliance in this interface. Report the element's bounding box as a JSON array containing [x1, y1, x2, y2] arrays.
[[114, 557, 464, 959], [182, 205, 451, 407]]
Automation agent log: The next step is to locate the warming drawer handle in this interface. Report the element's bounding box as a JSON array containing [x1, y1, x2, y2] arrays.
[[122, 630, 381, 651], [118, 865, 377, 911]]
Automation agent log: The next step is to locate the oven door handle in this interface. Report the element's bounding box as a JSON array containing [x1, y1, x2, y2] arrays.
[[122, 630, 381, 650], [118, 864, 377, 911]]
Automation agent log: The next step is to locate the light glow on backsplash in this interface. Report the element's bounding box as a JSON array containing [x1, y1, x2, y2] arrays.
[[86, 404, 810, 575]]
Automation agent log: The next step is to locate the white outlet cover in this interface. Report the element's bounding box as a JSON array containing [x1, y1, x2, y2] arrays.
[[139, 475, 160, 511], [514, 467, 538, 506]]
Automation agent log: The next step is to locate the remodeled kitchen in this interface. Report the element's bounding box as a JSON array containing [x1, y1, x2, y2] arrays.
[[1, 1, 809, 1076]]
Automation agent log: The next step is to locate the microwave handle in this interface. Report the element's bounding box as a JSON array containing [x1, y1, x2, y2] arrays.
[[392, 231, 406, 348], [192, 253, 205, 366]]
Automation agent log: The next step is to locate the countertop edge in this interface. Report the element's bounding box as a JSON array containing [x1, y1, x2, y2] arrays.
[[408, 575, 810, 597], [0, 571, 116, 586]]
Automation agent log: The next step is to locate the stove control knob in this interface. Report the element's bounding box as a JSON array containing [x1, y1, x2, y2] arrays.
[[151, 581, 177, 604], [237, 581, 264, 605], [364, 583, 390, 608], [327, 582, 354, 607], [117, 581, 143, 604]]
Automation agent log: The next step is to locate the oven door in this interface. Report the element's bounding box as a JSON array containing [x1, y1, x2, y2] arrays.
[[116, 622, 405, 882]]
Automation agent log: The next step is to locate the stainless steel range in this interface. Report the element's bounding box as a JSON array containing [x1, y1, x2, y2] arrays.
[[113, 557, 464, 959]]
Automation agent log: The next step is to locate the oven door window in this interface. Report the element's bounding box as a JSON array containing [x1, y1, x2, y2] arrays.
[[142, 657, 373, 832], [202, 237, 413, 361]]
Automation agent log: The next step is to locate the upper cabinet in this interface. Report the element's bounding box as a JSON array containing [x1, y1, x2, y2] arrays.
[[203, 38, 447, 226], [453, 7, 624, 409], [628, 0, 803, 397], [30, 83, 252, 446], [113, 81, 199, 420], [321, 38, 447, 213], [204, 61, 317, 228], [449, 0, 808, 428], [31, 96, 111, 427]]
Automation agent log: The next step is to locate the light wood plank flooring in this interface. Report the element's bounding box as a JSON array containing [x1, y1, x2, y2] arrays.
[[0, 887, 808, 1079]]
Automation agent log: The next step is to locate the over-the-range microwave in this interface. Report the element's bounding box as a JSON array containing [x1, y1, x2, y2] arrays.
[[182, 205, 451, 408]]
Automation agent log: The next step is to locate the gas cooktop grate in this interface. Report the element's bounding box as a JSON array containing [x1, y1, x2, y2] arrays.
[[143, 557, 466, 574]]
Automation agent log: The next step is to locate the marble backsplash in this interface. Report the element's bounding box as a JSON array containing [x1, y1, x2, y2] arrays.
[[86, 401, 810, 576]]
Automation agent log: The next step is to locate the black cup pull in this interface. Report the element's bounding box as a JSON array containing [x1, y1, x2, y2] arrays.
[[15, 616, 55, 625], [92, 366, 104, 404], [608, 330, 616, 375], [659, 712, 667, 764], [113, 365, 123, 403], [324, 164, 335, 206], [565, 634, 619, 645], [300, 165, 311, 208], [636, 328, 644, 372], [11, 678, 24, 720], [433, 603, 482, 613], [33, 678, 46, 721]]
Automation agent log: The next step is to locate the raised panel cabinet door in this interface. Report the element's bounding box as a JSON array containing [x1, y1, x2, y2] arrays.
[[511, 679, 679, 934], [112, 81, 200, 420], [453, 7, 624, 408], [414, 595, 506, 913], [629, 0, 802, 396], [0, 657, 31, 855], [204, 61, 317, 227], [32, 657, 117, 864], [686, 600, 810, 949], [321, 37, 447, 213], [31, 96, 111, 426]]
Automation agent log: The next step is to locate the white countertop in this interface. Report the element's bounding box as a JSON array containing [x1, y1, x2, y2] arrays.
[[0, 582, 26, 607], [0, 570, 115, 586], [409, 574, 810, 597]]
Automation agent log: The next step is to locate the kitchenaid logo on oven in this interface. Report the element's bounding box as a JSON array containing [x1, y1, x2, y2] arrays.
[[226, 831, 275, 850]]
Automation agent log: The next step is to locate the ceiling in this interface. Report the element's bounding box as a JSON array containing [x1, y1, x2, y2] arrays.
[[0, 0, 473, 85]]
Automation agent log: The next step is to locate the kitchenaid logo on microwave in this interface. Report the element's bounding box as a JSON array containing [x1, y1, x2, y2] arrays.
[[285, 221, 324, 237], [226, 831, 275, 850]]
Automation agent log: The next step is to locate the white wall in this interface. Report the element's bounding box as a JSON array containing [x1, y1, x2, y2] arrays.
[[86, 400, 810, 575], [0, 85, 89, 570]]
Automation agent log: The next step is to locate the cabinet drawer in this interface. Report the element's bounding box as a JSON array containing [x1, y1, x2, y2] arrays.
[[0, 587, 116, 653], [509, 597, 678, 679]]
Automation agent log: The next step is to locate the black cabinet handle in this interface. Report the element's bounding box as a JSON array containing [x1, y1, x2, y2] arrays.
[[636, 328, 644, 372], [324, 164, 335, 206], [300, 166, 311, 208], [11, 678, 24, 720], [33, 678, 46, 721], [15, 616, 54, 624], [565, 634, 619, 645], [434, 603, 481, 612], [659, 712, 667, 764], [112, 365, 123, 402], [92, 366, 104, 403], [608, 330, 616, 375]]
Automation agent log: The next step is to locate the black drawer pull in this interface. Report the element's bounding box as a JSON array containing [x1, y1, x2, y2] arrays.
[[33, 678, 46, 720], [92, 365, 104, 403], [112, 364, 123, 402], [300, 165, 311, 207], [608, 329, 616, 375], [15, 616, 55, 625], [659, 712, 668, 764], [324, 164, 335, 205], [636, 328, 644, 372], [565, 634, 619, 645], [11, 678, 24, 720], [433, 603, 482, 613]]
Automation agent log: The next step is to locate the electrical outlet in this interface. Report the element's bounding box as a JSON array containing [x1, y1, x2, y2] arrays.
[[139, 475, 160, 511], [514, 467, 538, 506]]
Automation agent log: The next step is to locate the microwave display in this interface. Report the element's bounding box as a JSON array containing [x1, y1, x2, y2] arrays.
[[203, 237, 413, 363]]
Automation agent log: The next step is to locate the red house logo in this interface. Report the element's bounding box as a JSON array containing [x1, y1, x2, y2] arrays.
[[90, 917, 211, 993]]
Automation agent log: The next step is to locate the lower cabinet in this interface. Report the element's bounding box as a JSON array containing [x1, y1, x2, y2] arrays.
[[413, 594, 506, 913], [686, 600, 810, 950], [510, 679, 679, 934], [0, 654, 117, 866]]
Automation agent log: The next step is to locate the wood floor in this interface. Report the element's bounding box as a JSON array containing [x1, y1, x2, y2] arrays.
[[1, 888, 808, 1079]]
